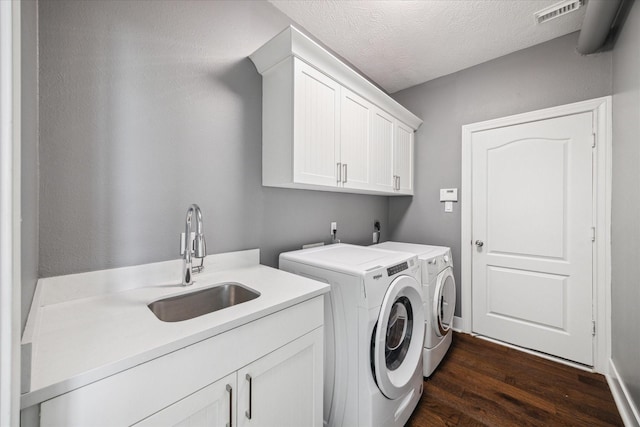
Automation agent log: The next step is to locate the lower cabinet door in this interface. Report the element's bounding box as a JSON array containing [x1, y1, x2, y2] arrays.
[[134, 372, 237, 427], [237, 328, 323, 427]]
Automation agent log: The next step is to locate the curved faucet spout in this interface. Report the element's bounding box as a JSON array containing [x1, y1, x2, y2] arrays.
[[182, 204, 206, 286]]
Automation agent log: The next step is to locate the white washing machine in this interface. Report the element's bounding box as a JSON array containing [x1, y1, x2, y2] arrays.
[[279, 244, 425, 427], [375, 242, 456, 377]]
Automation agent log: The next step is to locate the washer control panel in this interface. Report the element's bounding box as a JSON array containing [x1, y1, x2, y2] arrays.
[[387, 262, 408, 276]]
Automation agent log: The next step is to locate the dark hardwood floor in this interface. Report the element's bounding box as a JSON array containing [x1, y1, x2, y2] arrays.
[[406, 333, 623, 426]]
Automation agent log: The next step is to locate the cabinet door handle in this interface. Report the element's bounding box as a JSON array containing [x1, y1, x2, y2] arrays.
[[397, 175, 401, 190], [336, 162, 342, 184], [226, 384, 233, 427], [343, 164, 347, 183], [245, 373, 252, 420]]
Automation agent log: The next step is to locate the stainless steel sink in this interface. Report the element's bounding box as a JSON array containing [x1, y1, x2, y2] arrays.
[[148, 282, 260, 322]]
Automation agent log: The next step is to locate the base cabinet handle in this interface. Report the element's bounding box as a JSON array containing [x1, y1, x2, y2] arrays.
[[336, 163, 342, 184], [245, 374, 252, 420], [226, 384, 233, 427]]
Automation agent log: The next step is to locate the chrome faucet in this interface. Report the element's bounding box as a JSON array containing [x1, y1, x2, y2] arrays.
[[180, 204, 206, 286]]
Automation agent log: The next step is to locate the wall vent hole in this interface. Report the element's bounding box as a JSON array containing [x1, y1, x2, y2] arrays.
[[535, 0, 585, 24]]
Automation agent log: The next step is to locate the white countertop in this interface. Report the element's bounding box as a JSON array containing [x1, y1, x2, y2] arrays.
[[20, 249, 329, 408]]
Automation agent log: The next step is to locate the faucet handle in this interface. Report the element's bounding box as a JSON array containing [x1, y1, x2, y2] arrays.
[[180, 231, 197, 255], [194, 234, 206, 258], [180, 232, 206, 258], [180, 232, 187, 255], [180, 232, 190, 255]]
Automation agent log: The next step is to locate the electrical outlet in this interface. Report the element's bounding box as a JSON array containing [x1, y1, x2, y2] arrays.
[[373, 220, 381, 244], [330, 221, 337, 236]]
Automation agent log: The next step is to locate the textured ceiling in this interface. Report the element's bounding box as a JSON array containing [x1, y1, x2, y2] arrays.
[[268, 0, 587, 93]]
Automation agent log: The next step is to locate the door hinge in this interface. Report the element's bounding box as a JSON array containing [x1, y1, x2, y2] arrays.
[[592, 133, 596, 148], [591, 227, 596, 242], [592, 320, 596, 336]]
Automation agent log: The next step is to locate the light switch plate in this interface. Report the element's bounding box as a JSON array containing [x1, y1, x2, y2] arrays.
[[444, 201, 453, 212]]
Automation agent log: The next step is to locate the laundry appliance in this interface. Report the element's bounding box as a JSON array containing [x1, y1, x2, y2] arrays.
[[375, 242, 456, 377], [279, 244, 424, 427]]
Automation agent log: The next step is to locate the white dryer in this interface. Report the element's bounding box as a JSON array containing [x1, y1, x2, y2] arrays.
[[375, 242, 456, 377], [279, 244, 425, 427]]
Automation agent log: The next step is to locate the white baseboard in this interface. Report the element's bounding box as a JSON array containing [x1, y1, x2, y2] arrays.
[[452, 315, 463, 332], [607, 359, 640, 427]]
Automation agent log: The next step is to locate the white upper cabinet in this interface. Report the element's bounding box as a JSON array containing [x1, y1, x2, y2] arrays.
[[340, 88, 372, 191], [250, 26, 422, 196], [394, 121, 415, 195], [293, 60, 341, 187], [370, 107, 396, 193]]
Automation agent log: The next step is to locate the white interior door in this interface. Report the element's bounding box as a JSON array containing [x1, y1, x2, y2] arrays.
[[471, 112, 594, 366]]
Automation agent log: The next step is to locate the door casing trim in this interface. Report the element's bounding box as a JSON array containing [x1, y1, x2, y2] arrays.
[[461, 96, 612, 374]]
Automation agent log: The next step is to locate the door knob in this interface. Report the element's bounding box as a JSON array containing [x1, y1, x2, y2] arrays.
[[475, 240, 484, 247]]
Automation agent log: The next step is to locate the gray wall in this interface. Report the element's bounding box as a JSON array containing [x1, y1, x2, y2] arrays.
[[611, 0, 640, 413], [21, 0, 38, 332], [37, 0, 389, 278], [390, 32, 613, 316]]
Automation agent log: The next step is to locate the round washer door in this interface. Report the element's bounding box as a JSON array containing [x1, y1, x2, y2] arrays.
[[373, 275, 425, 399], [433, 267, 456, 337]]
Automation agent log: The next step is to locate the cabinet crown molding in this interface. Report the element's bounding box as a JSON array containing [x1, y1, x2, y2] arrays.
[[249, 26, 423, 130]]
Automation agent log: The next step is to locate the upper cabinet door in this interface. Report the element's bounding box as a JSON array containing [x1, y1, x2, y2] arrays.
[[293, 60, 341, 187], [369, 107, 395, 193], [394, 122, 414, 195], [340, 88, 371, 190]]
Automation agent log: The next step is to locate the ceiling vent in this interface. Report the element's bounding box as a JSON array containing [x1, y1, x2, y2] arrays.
[[535, 0, 585, 24]]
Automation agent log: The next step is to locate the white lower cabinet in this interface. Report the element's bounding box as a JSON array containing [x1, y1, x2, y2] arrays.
[[133, 330, 322, 427], [34, 296, 324, 427], [237, 329, 320, 427], [134, 373, 236, 427]]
